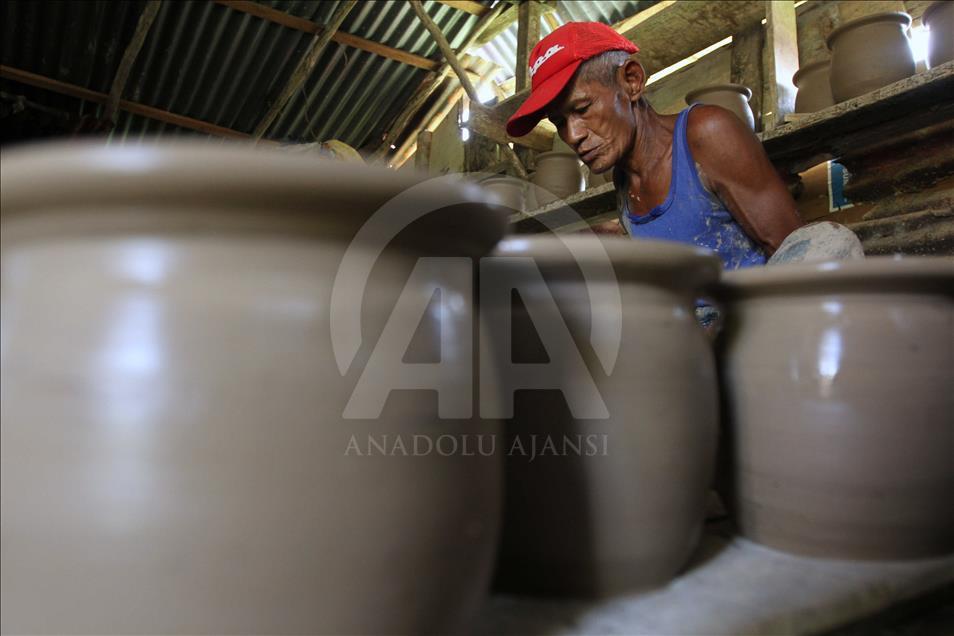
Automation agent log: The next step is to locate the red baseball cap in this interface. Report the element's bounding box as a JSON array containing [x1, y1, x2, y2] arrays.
[[506, 22, 639, 138]]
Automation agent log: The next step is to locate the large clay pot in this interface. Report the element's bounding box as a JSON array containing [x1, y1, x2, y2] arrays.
[[531, 151, 583, 205], [716, 258, 954, 560], [923, 1, 954, 69], [483, 236, 721, 597], [684, 84, 756, 130], [793, 60, 835, 113], [827, 12, 915, 103], [482, 174, 528, 212], [0, 142, 506, 634]]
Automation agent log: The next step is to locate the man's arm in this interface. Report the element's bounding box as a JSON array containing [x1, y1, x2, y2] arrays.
[[687, 105, 802, 254]]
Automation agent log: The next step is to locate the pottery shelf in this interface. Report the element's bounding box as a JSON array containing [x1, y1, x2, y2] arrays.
[[477, 528, 954, 634], [511, 61, 954, 233]]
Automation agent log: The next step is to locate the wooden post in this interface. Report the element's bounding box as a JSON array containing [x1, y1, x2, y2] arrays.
[[731, 23, 764, 131], [515, 1, 542, 92], [762, 0, 799, 132], [253, 0, 357, 139], [415, 130, 433, 171], [105, 0, 162, 123], [408, 0, 527, 178]]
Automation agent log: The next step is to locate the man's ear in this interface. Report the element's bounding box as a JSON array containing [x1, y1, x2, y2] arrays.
[[620, 57, 646, 104]]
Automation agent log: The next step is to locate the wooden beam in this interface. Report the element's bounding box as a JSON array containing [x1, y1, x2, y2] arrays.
[[393, 87, 466, 168], [0, 64, 252, 140], [409, 0, 480, 101], [415, 130, 433, 171], [614, 1, 765, 76], [762, 1, 799, 132], [252, 0, 356, 139], [515, 1, 543, 92], [471, 1, 556, 48], [436, 0, 490, 16], [468, 103, 552, 151], [105, 0, 162, 123], [214, 0, 438, 71]]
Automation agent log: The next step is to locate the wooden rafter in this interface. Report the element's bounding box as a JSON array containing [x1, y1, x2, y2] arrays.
[[105, 0, 162, 123], [408, 0, 527, 178], [252, 0, 357, 139], [214, 0, 439, 71], [1, 65, 253, 140], [515, 1, 542, 92], [435, 0, 490, 17]]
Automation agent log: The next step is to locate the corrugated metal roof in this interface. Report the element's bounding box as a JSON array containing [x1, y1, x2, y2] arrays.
[[1, 0, 486, 150], [1, 1, 656, 152]]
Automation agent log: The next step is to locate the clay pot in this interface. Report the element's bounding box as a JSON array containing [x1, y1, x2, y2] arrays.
[[482, 174, 528, 212], [483, 236, 721, 597], [716, 258, 954, 560], [793, 60, 835, 113], [531, 151, 583, 204], [924, 1, 954, 69], [684, 84, 756, 130], [0, 142, 507, 634], [827, 12, 915, 103]]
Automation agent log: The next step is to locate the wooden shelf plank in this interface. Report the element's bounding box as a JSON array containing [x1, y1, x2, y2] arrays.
[[510, 183, 617, 232], [760, 61, 954, 173]]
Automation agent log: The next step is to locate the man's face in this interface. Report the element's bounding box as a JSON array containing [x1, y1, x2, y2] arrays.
[[546, 73, 635, 174]]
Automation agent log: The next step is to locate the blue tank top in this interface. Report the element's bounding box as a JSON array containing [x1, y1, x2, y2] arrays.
[[617, 105, 766, 270]]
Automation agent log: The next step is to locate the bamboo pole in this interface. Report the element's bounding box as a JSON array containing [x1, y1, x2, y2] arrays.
[[105, 0, 162, 123]]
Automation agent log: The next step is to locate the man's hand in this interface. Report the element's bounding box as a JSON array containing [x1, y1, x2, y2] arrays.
[[687, 106, 802, 254]]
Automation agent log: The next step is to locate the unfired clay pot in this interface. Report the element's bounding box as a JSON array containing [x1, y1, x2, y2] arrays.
[[684, 84, 756, 130], [531, 151, 584, 205], [0, 142, 507, 634], [923, 1, 954, 69], [793, 60, 835, 113], [482, 174, 528, 212], [827, 12, 915, 103], [483, 236, 721, 597], [716, 258, 954, 560]]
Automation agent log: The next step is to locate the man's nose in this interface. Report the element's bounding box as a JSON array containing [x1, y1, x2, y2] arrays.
[[564, 118, 587, 151]]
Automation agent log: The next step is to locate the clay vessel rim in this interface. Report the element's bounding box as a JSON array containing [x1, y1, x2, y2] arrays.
[[921, 1, 950, 25], [492, 235, 721, 283], [826, 12, 912, 49], [792, 60, 831, 85], [684, 84, 753, 103], [481, 175, 525, 185], [718, 257, 954, 296], [1, 140, 509, 255]]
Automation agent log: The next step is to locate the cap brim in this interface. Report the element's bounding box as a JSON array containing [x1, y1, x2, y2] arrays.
[[505, 59, 583, 137]]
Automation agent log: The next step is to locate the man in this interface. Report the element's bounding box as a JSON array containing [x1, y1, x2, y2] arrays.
[[507, 22, 803, 269]]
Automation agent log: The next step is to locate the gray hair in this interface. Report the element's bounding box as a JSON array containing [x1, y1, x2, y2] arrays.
[[576, 50, 632, 87]]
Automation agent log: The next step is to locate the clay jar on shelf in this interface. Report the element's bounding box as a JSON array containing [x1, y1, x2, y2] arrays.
[[827, 12, 916, 103], [923, 1, 954, 69], [531, 151, 584, 206], [482, 174, 529, 212], [684, 84, 756, 130], [484, 235, 721, 597], [793, 59, 835, 113], [716, 258, 954, 560], [0, 141, 507, 634]]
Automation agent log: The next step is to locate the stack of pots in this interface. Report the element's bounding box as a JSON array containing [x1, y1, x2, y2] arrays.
[[531, 151, 584, 207], [486, 236, 720, 597], [793, 60, 835, 113], [684, 84, 756, 130], [715, 259, 954, 559], [923, 1, 954, 69], [0, 142, 508, 635], [827, 12, 916, 103]]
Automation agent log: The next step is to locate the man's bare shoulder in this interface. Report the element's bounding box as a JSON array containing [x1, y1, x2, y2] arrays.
[[685, 104, 752, 151]]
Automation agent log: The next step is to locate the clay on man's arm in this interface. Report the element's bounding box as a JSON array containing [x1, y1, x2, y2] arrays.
[[687, 106, 802, 255]]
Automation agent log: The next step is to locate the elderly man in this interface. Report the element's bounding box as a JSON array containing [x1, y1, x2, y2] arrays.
[[507, 22, 803, 269]]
